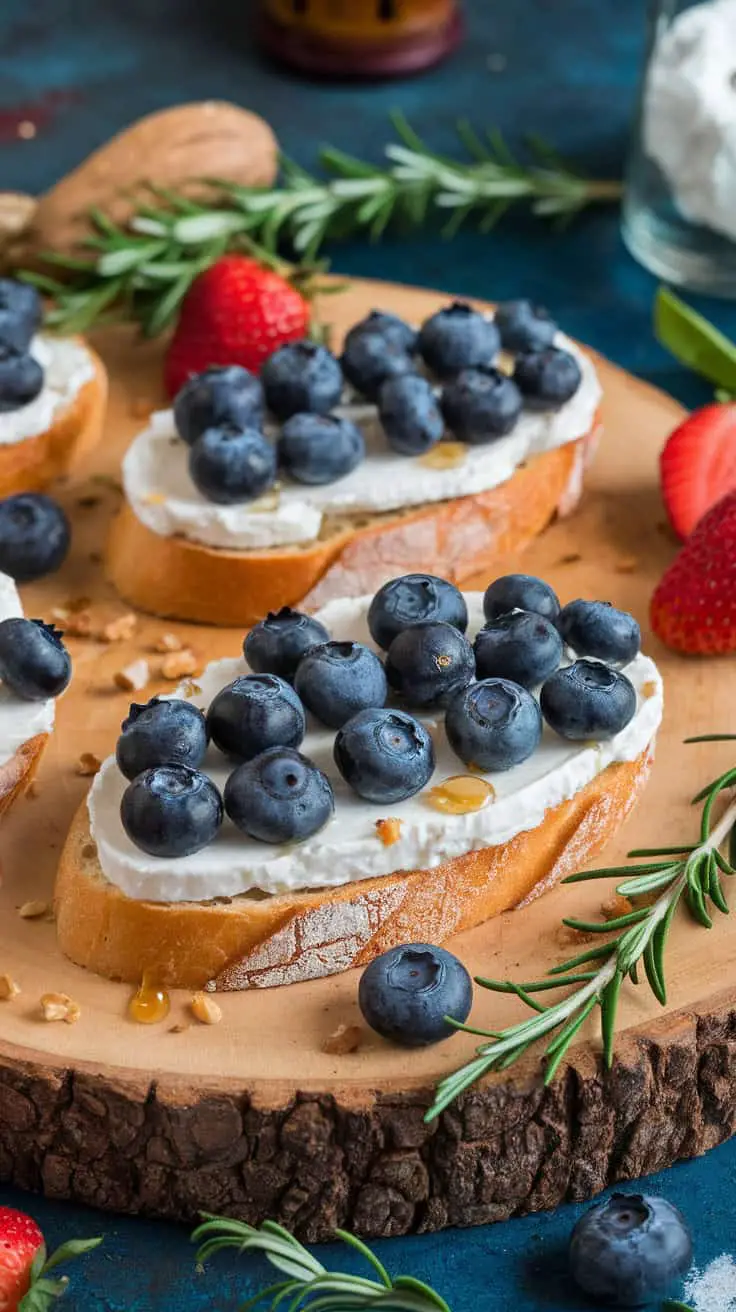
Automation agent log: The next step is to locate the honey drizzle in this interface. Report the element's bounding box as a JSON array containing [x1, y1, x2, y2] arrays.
[[128, 973, 171, 1025], [424, 774, 495, 815], [418, 441, 468, 470]]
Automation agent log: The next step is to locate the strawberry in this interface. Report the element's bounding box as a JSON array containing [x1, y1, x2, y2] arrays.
[[650, 489, 736, 654], [0, 1206, 101, 1311], [164, 255, 310, 399], [660, 402, 736, 540]]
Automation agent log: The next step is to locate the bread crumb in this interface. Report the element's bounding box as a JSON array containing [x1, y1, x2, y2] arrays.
[[114, 659, 150, 693], [169, 1022, 190, 1034], [18, 900, 52, 920], [375, 818, 402, 847], [322, 1024, 364, 1056], [61, 610, 94, 638], [161, 650, 199, 680], [601, 893, 633, 920], [76, 752, 102, 777], [642, 680, 658, 698], [614, 555, 639, 574], [102, 613, 138, 643], [0, 974, 20, 1000], [191, 993, 223, 1025], [40, 992, 80, 1024], [50, 607, 70, 623], [153, 632, 183, 653], [557, 552, 582, 565]]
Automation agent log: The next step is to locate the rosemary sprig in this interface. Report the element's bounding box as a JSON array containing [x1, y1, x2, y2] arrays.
[[18, 113, 621, 338], [426, 738, 736, 1122], [191, 1215, 450, 1311]]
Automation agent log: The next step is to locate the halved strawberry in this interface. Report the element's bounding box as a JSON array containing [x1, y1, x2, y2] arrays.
[[651, 488, 736, 654], [660, 401, 736, 540]]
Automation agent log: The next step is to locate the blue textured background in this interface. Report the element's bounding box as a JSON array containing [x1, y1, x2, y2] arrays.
[[2, 1, 736, 1307]]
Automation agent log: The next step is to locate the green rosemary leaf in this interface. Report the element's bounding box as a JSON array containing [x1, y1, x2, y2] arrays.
[[475, 973, 597, 993], [455, 119, 492, 162], [685, 733, 736, 743], [334, 1231, 392, 1289], [392, 1275, 452, 1311], [655, 286, 736, 392], [600, 972, 623, 1067], [685, 883, 713, 929], [628, 845, 695, 858], [730, 821, 736, 870], [707, 853, 730, 915], [549, 942, 617, 974], [629, 961, 639, 986], [141, 268, 195, 338], [543, 997, 598, 1078], [443, 1018, 503, 1039], [691, 766, 736, 806], [512, 984, 547, 1014], [661, 1301, 695, 1311], [238, 1279, 292, 1311], [562, 907, 650, 933], [562, 861, 676, 883], [497, 1038, 536, 1070], [643, 938, 667, 1006], [616, 868, 679, 897]]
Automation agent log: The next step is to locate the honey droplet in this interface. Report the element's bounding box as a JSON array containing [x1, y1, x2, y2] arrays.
[[128, 974, 171, 1025], [418, 441, 468, 470], [424, 774, 495, 815]]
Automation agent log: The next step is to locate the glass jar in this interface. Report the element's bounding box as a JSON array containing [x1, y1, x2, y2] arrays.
[[257, 1, 463, 78], [622, 0, 736, 298]]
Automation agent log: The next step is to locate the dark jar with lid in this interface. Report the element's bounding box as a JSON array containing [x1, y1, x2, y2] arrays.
[[257, 0, 463, 78]]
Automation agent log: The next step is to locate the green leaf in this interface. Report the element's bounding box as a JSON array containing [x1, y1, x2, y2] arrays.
[[643, 938, 667, 1005], [655, 286, 736, 391], [600, 972, 623, 1067], [40, 1236, 103, 1273]]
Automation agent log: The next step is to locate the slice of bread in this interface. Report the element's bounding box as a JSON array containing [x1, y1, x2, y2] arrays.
[[0, 732, 48, 822], [0, 340, 107, 497], [55, 743, 651, 991], [104, 423, 599, 627]]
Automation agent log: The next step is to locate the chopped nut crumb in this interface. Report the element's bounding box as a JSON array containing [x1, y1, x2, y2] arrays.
[[191, 993, 223, 1025], [322, 1024, 364, 1056], [375, 818, 402, 847], [642, 680, 658, 698], [18, 900, 52, 920], [40, 992, 80, 1024], [180, 679, 202, 698], [169, 1022, 190, 1034], [0, 974, 20, 1000], [601, 893, 633, 921], [114, 659, 150, 693], [102, 613, 138, 643], [50, 607, 71, 623], [557, 552, 582, 565], [153, 632, 184, 653], [61, 610, 94, 638], [161, 649, 199, 680], [76, 752, 102, 777], [67, 595, 93, 614], [614, 555, 639, 574]]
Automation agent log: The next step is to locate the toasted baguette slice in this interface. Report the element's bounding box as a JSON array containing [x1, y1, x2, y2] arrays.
[[55, 744, 651, 991], [0, 733, 48, 823], [0, 340, 107, 497], [105, 424, 599, 627]]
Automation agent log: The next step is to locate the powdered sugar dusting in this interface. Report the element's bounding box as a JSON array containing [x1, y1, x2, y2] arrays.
[[684, 1255, 736, 1312]]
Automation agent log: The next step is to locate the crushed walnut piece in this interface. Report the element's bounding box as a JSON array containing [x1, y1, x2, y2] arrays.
[[601, 893, 633, 921], [59, 610, 94, 638], [102, 613, 138, 643], [114, 659, 150, 693], [153, 632, 183, 654], [322, 1023, 364, 1056], [191, 993, 223, 1025], [375, 817, 402, 847], [0, 974, 20, 1000], [18, 900, 52, 920], [40, 992, 80, 1024], [76, 752, 102, 777], [161, 649, 199, 680]]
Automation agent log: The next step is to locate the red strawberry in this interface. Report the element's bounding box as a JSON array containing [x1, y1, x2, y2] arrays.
[[651, 488, 736, 654], [0, 1207, 101, 1311], [164, 255, 310, 399], [660, 402, 736, 540]]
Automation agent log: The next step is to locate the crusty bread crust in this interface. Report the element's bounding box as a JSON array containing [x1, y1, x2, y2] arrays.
[[55, 743, 651, 991], [105, 424, 599, 627], [0, 733, 48, 824], [0, 342, 107, 497]]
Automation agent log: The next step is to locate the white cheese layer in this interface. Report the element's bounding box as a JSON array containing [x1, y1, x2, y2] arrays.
[[88, 593, 662, 904], [122, 331, 601, 552], [0, 335, 96, 447], [0, 572, 55, 766]]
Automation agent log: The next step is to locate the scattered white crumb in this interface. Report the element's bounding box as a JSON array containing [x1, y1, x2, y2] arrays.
[[684, 1255, 736, 1312]]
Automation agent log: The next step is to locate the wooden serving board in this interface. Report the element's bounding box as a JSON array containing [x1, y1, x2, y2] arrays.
[[1, 280, 735, 1241]]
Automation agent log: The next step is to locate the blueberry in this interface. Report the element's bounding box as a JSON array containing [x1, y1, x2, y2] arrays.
[[483, 573, 560, 624], [334, 707, 435, 803], [340, 331, 414, 402], [261, 340, 343, 420], [368, 574, 468, 651], [295, 640, 387, 729], [446, 678, 542, 771], [206, 674, 306, 760], [0, 618, 70, 701], [0, 279, 42, 354], [224, 745, 334, 844], [557, 599, 641, 667], [494, 300, 557, 353], [0, 346, 44, 414], [386, 621, 474, 710], [418, 301, 500, 378], [569, 1193, 692, 1307], [541, 660, 637, 740], [474, 611, 563, 688], [344, 310, 417, 356], [513, 346, 582, 410], [121, 764, 223, 858], [359, 943, 472, 1047], [173, 365, 264, 445], [116, 697, 208, 781], [378, 374, 444, 456], [188, 424, 276, 505], [244, 607, 330, 683], [278, 413, 364, 485], [441, 367, 522, 442], [0, 493, 70, 583]]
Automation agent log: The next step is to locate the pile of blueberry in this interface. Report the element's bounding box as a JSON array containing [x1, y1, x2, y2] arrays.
[[117, 570, 641, 862], [0, 279, 44, 414], [171, 299, 584, 506]]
